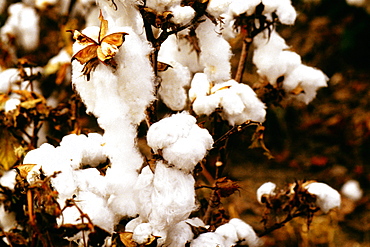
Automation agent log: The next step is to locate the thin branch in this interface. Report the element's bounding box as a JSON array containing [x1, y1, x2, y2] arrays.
[[234, 37, 253, 83]]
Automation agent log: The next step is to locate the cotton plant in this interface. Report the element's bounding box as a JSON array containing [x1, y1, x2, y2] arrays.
[[0, 0, 339, 246]]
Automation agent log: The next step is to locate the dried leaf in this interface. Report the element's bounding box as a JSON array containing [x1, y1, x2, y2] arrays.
[[290, 85, 305, 95], [119, 232, 137, 247], [14, 164, 37, 180], [157, 61, 172, 72], [0, 128, 21, 172], [19, 98, 43, 109]]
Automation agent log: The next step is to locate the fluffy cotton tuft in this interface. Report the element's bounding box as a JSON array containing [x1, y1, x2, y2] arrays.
[[170, 5, 196, 25], [341, 180, 363, 202], [229, 218, 262, 247], [158, 61, 191, 111], [214, 223, 239, 246], [196, 19, 232, 83], [193, 80, 266, 125], [1, 3, 40, 51], [133, 223, 153, 244], [305, 182, 341, 213], [147, 112, 213, 172], [206, 0, 232, 18], [256, 182, 276, 204], [164, 220, 195, 246], [284, 64, 328, 104], [148, 161, 198, 243], [189, 73, 212, 102], [190, 232, 226, 247]]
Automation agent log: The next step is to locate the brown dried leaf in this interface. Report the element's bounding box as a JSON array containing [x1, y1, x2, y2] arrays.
[[119, 232, 137, 247], [0, 128, 21, 172]]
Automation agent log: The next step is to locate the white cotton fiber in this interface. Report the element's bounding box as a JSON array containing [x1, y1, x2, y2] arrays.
[[133, 223, 153, 245], [276, 0, 297, 25], [284, 64, 328, 104], [206, 0, 232, 18], [229, 218, 262, 247], [147, 112, 213, 172], [228, 0, 260, 16], [134, 166, 155, 220], [164, 220, 195, 246], [195, 80, 266, 125], [256, 182, 276, 204], [0, 170, 17, 191], [0, 204, 17, 232], [149, 161, 197, 240], [196, 19, 232, 83], [215, 223, 239, 246], [4, 98, 20, 112], [189, 73, 211, 102], [1, 3, 40, 51], [305, 182, 341, 213], [341, 180, 363, 202], [190, 232, 226, 247], [170, 5, 196, 25], [158, 61, 191, 111]]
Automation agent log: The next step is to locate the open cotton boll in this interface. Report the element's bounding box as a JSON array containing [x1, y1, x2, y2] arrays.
[[228, 0, 260, 16], [162, 130, 213, 172], [0, 170, 17, 191], [164, 220, 195, 247], [284, 64, 328, 104], [0, 204, 17, 232], [132, 223, 153, 245], [214, 223, 238, 246], [4, 98, 20, 112], [304, 182, 341, 213], [170, 5, 196, 25], [275, 0, 297, 25], [206, 0, 232, 18], [73, 168, 108, 198], [125, 217, 143, 232], [209, 80, 266, 125], [229, 218, 262, 247], [195, 19, 232, 83], [192, 94, 221, 116], [0, 68, 43, 95], [59, 134, 89, 169], [149, 161, 197, 241], [341, 180, 363, 202], [189, 73, 211, 102], [1, 3, 39, 52], [81, 133, 107, 167], [147, 112, 196, 152], [256, 182, 276, 204], [158, 61, 191, 111], [190, 232, 226, 247], [134, 165, 154, 219]]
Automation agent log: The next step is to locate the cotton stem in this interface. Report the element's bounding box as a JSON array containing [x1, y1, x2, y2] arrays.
[[234, 37, 253, 83]]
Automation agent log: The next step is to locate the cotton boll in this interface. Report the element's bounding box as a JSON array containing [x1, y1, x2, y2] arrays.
[[1, 3, 40, 52], [132, 223, 153, 245], [256, 182, 276, 204], [284, 64, 328, 104], [164, 220, 195, 247], [0, 170, 17, 191], [276, 0, 297, 25], [196, 19, 232, 83], [190, 232, 226, 247], [228, 218, 262, 247], [170, 5, 196, 25], [192, 94, 221, 116], [207, 0, 232, 18], [341, 180, 363, 202], [189, 73, 211, 102], [0, 69, 19, 93], [59, 134, 88, 169], [134, 166, 154, 219], [149, 161, 197, 241], [305, 182, 341, 213], [215, 223, 238, 246], [186, 217, 206, 228], [125, 217, 143, 232], [162, 133, 212, 172], [158, 61, 191, 111], [73, 168, 108, 198], [0, 204, 17, 232], [23, 143, 61, 175], [81, 133, 107, 167], [147, 112, 196, 152], [228, 0, 260, 16], [4, 98, 20, 112]]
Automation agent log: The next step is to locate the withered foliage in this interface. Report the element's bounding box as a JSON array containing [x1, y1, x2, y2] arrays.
[[0, 168, 109, 246], [68, 12, 129, 81], [258, 180, 320, 237]]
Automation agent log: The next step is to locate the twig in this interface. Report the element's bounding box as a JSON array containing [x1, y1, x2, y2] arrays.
[[234, 37, 253, 83], [212, 120, 261, 148]]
